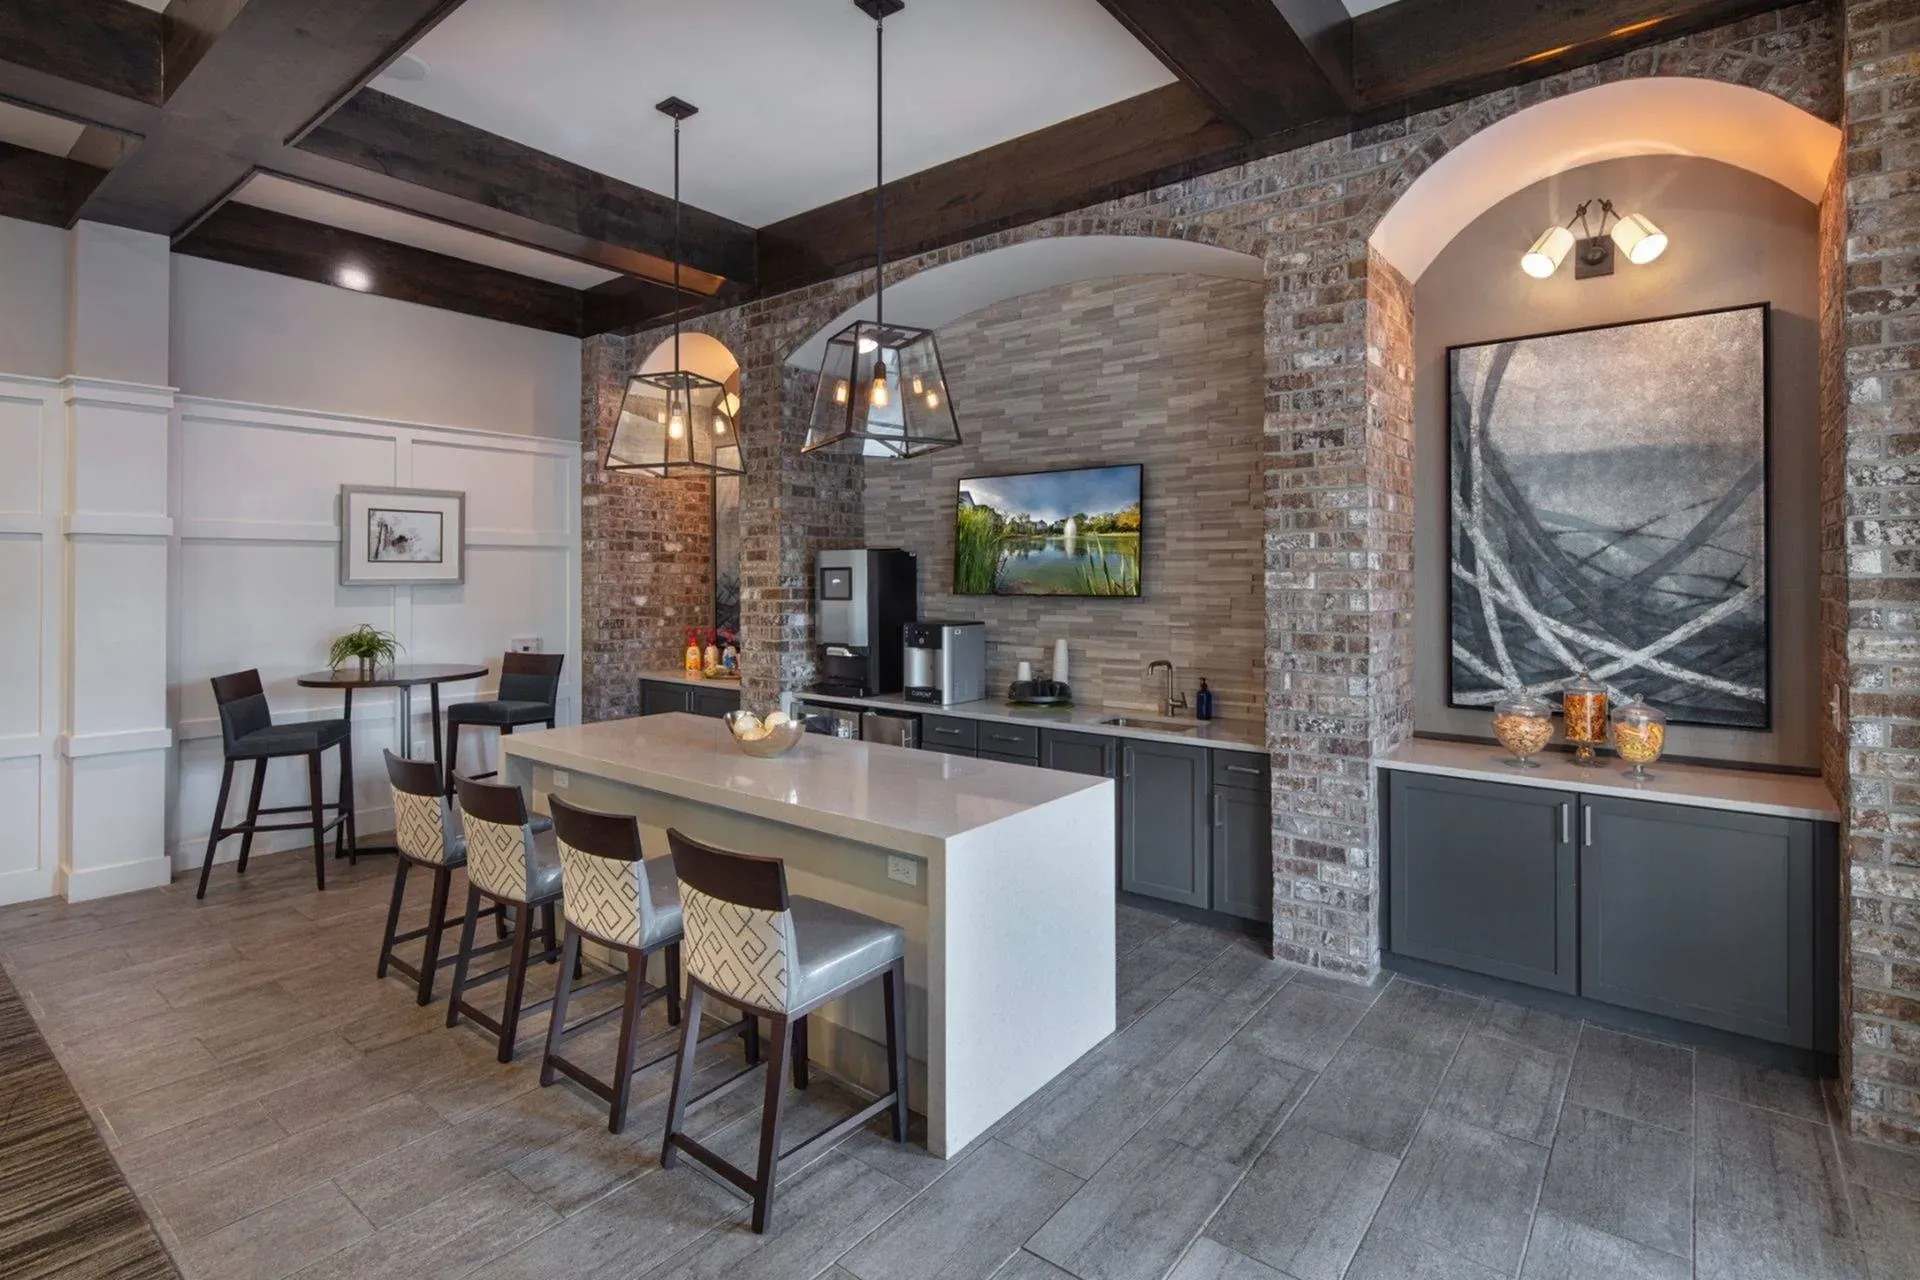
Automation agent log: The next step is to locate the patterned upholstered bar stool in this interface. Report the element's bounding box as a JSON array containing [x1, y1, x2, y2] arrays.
[[380, 750, 502, 1005], [199, 669, 354, 899], [660, 828, 909, 1234], [542, 797, 759, 1133], [443, 652, 565, 796], [448, 774, 566, 1063]]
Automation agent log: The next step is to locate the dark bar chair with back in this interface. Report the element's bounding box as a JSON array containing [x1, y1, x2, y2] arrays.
[[542, 796, 758, 1133], [380, 750, 504, 1005], [447, 774, 566, 1062], [660, 828, 909, 1233], [443, 652, 565, 796], [199, 669, 354, 899]]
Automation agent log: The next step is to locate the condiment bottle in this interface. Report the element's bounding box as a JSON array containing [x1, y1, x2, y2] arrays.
[[683, 629, 702, 678], [703, 629, 720, 672]]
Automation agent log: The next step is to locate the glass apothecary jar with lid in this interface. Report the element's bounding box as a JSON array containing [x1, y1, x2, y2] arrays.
[[1492, 694, 1554, 769], [1610, 699, 1667, 780], [1561, 673, 1609, 767]]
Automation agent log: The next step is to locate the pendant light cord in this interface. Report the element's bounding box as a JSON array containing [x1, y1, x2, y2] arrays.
[[671, 114, 682, 378], [874, 11, 884, 330]]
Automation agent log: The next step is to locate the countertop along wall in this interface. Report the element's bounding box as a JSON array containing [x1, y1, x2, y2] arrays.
[[1413, 155, 1822, 768], [862, 272, 1267, 719]]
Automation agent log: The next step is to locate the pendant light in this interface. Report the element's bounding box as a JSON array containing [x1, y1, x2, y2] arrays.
[[605, 97, 744, 478], [802, 0, 961, 459]]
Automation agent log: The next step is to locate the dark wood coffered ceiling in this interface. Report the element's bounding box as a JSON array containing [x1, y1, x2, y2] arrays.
[[0, 0, 1788, 337]]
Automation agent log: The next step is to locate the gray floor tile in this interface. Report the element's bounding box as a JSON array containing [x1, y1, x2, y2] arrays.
[[1207, 1122, 1399, 1280], [1695, 1051, 1827, 1124], [1115, 902, 1176, 959], [1149, 1043, 1310, 1168], [1565, 1026, 1695, 1133], [837, 1139, 1082, 1280], [1853, 1185, 1920, 1280], [1838, 1134, 1920, 1202], [1028, 1133, 1243, 1280], [1471, 998, 1582, 1056], [172, 1181, 375, 1280], [1286, 1037, 1449, 1159], [1539, 1102, 1692, 1259], [1166, 1238, 1291, 1279], [1180, 936, 1299, 1020], [1348, 980, 1482, 1059], [1230, 980, 1370, 1072], [286, 1169, 560, 1280], [1695, 1095, 1867, 1280], [1519, 1210, 1690, 1280], [1430, 1032, 1570, 1146], [467, 1163, 741, 1280], [1284, 966, 1385, 1003], [991, 1252, 1079, 1279], [1116, 920, 1237, 1026], [1373, 1112, 1549, 1275], [112, 1099, 289, 1195], [1345, 1224, 1507, 1280]]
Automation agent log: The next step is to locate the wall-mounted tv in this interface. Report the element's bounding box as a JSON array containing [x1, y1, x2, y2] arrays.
[[955, 464, 1143, 597]]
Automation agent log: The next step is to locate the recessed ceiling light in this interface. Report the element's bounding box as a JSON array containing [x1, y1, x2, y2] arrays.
[[384, 53, 429, 82], [335, 264, 373, 291]]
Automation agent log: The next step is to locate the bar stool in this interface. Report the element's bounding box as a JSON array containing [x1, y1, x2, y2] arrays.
[[199, 669, 354, 900], [444, 652, 564, 796], [447, 774, 565, 1063], [541, 797, 758, 1133], [379, 750, 499, 1005], [660, 828, 909, 1234]]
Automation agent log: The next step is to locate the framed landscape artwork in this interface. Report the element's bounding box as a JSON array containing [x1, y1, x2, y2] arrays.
[[1446, 304, 1770, 730], [339, 485, 467, 586]]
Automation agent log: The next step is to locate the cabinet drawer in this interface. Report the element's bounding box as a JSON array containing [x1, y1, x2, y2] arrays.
[[1212, 754, 1270, 793], [689, 686, 740, 719], [639, 680, 691, 716], [920, 715, 978, 752], [977, 722, 1039, 759], [980, 750, 1039, 768], [1041, 729, 1118, 779]]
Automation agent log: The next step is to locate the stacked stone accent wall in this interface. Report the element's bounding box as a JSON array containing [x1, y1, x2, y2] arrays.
[[1841, 0, 1920, 1150]]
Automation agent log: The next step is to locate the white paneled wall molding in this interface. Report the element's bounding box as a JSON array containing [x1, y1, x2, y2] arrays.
[[168, 397, 581, 877], [0, 375, 64, 905]]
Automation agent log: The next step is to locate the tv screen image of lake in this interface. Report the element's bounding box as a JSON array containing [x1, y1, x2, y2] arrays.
[[955, 465, 1142, 597]]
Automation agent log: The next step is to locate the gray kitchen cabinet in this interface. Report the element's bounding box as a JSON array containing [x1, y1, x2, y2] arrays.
[[689, 686, 741, 719], [921, 715, 978, 754], [1581, 796, 1822, 1048], [639, 680, 691, 716], [1387, 771, 1577, 994], [977, 722, 1040, 761], [1040, 729, 1118, 779], [1211, 785, 1272, 922], [1121, 740, 1211, 910], [980, 750, 1038, 767]]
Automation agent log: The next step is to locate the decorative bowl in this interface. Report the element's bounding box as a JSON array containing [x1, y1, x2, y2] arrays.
[[723, 710, 805, 758]]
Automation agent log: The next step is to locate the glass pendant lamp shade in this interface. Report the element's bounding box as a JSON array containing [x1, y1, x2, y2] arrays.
[[804, 319, 959, 458], [607, 367, 739, 476]]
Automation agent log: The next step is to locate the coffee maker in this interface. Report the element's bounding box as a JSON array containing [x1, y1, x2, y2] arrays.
[[813, 548, 917, 697]]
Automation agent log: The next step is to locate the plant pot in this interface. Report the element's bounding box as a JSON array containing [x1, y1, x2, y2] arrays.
[[357, 656, 376, 680]]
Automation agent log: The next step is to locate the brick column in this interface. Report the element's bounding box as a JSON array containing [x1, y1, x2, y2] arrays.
[[1841, 0, 1920, 1150]]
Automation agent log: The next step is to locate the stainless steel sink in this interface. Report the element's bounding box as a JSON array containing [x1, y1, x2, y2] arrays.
[[1098, 716, 1200, 736]]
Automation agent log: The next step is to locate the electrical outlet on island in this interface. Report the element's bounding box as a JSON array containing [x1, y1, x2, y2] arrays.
[[510, 635, 543, 654], [551, 770, 570, 789], [886, 855, 919, 887]]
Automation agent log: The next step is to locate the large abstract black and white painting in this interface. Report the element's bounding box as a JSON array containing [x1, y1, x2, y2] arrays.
[[1447, 304, 1770, 730]]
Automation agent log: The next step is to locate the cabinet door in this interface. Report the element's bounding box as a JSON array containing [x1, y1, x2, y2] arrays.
[[1387, 771, 1576, 993], [639, 681, 691, 716], [689, 686, 741, 719], [1040, 729, 1117, 779], [1121, 740, 1211, 909], [1211, 786, 1272, 922], [980, 750, 1038, 768], [1580, 796, 1814, 1047], [921, 715, 978, 753]]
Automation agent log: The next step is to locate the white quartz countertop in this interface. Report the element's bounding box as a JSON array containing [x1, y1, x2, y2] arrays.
[[503, 713, 1113, 860], [1376, 737, 1841, 823]]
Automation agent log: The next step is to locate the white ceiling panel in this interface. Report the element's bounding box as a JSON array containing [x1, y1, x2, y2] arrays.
[[376, 0, 1176, 225], [1342, 0, 1396, 13], [0, 100, 84, 158], [233, 174, 621, 288]]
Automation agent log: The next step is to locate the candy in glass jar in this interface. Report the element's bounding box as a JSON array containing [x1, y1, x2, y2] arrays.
[[1610, 700, 1667, 780], [1492, 694, 1554, 768], [1561, 673, 1609, 767]]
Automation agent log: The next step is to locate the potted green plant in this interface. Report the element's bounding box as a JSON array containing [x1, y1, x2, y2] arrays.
[[328, 624, 402, 680]]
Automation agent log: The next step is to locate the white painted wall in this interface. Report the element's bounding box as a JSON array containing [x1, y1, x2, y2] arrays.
[[169, 255, 582, 440], [0, 217, 68, 379], [0, 375, 64, 904]]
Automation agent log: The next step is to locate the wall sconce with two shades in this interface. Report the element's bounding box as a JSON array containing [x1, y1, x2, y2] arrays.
[[1522, 198, 1667, 280]]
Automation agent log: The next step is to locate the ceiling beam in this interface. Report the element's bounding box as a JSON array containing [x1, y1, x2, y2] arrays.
[[0, 141, 105, 228], [175, 202, 588, 335], [283, 90, 754, 288], [0, 0, 161, 136], [1093, 0, 1352, 136]]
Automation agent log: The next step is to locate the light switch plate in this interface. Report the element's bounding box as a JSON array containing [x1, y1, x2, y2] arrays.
[[551, 770, 570, 789], [510, 635, 543, 653], [886, 855, 918, 886]]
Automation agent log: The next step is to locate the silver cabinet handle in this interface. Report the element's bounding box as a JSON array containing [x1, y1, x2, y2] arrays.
[[1213, 792, 1222, 828], [1560, 803, 1570, 845], [1226, 763, 1262, 776], [989, 733, 1022, 743], [1123, 746, 1132, 779], [1583, 807, 1593, 847], [933, 726, 962, 736]]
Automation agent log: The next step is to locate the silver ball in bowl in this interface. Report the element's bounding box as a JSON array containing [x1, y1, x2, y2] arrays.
[[723, 709, 805, 758]]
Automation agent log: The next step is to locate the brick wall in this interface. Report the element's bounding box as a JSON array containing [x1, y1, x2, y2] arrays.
[[1841, 0, 1920, 1150], [862, 274, 1267, 719]]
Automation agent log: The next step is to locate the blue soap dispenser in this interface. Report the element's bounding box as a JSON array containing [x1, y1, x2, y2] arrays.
[[1195, 677, 1215, 721]]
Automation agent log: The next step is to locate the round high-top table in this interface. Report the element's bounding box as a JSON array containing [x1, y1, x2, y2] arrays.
[[298, 663, 488, 858]]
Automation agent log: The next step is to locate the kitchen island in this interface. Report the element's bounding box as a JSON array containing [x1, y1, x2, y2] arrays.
[[501, 712, 1117, 1157]]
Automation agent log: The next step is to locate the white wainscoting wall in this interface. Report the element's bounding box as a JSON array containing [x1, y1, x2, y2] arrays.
[[168, 397, 580, 876]]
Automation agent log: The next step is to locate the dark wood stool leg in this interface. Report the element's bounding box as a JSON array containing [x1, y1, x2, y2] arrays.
[[337, 738, 355, 865], [743, 1012, 760, 1065], [235, 761, 266, 874], [443, 721, 461, 797], [306, 751, 327, 891], [608, 950, 647, 1134], [496, 902, 536, 1063], [417, 865, 453, 1005], [429, 682, 443, 770], [378, 858, 410, 978], [751, 1012, 791, 1233], [885, 959, 908, 1141], [540, 928, 583, 1087], [446, 887, 483, 1029], [791, 1016, 809, 1090], [664, 943, 682, 1026], [660, 983, 707, 1168], [540, 901, 558, 962], [197, 758, 236, 900]]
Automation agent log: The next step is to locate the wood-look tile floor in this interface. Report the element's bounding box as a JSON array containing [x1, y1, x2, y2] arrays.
[[2, 846, 1918, 1280]]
